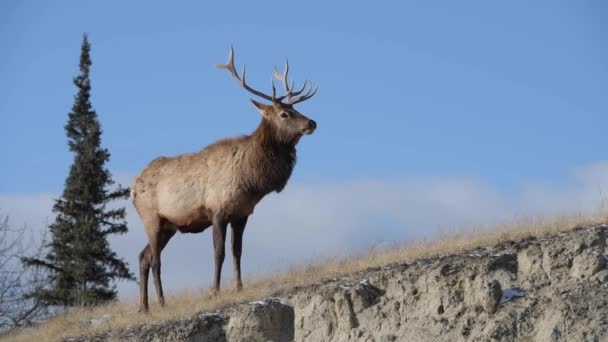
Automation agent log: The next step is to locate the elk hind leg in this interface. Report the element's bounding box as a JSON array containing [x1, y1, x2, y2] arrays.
[[139, 213, 163, 313], [150, 225, 176, 307], [138, 244, 152, 313]]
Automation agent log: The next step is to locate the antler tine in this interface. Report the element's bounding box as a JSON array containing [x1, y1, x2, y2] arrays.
[[288, 80, 309, 97], [271, 79, 277, 99], [272, 67, 282, 83], [216, 47, 275, 102], [287, 83, 318, 105], [272, 58, 291, 93]]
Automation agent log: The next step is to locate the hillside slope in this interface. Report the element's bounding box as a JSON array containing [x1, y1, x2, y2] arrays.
[[68, 222, 608, 342]]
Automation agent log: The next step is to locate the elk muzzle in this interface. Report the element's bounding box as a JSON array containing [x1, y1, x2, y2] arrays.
[[301, 119, 317, 135]]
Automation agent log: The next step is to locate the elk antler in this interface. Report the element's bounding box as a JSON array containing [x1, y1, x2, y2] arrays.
[[216, 47, 276, 102], [217, 47, 317, 105]]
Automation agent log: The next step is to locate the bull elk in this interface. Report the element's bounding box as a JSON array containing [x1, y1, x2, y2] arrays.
[[131, 48, 317, 312]]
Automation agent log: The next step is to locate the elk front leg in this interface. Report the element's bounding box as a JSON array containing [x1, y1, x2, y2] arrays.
[[211, 217, 228, 296], [231, 216, 248, 291]]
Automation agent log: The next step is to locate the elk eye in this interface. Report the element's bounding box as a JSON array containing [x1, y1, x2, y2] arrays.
[[280, 112, 290, 119]]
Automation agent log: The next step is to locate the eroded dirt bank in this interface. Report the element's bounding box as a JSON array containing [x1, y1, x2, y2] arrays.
[[71, 223, 608, 342]]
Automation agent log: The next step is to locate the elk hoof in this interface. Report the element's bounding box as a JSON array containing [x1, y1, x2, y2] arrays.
[[138, 305, 149, 314], [234, 283, 243, 292], [209, 288, 220, 298]]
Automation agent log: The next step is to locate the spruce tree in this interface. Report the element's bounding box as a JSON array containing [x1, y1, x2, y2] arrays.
[[22, 34, 134, 307]]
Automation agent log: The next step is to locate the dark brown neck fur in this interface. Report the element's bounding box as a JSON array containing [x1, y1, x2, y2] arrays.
[[241, 119, 297, 195]]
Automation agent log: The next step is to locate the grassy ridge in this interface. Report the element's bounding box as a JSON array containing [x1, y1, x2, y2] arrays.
[[3, 211, 607, 342]]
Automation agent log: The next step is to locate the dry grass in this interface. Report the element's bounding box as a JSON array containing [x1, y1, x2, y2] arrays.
[[3, 211, 607, 342]]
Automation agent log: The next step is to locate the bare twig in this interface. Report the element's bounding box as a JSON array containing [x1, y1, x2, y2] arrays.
[[0, 212, 48, 331]]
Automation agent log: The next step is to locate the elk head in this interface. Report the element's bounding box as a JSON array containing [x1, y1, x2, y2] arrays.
[[216, 48, 317, 145]]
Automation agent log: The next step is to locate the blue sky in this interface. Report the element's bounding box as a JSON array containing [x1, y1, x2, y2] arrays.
[[1, 1, 607, 295], [2, 1, 606, 193]]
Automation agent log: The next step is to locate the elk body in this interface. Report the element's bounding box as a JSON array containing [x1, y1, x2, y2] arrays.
[[131, 48, 317, 312]]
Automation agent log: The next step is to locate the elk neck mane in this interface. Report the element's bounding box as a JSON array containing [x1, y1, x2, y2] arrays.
[[238, 118, 297, 195]]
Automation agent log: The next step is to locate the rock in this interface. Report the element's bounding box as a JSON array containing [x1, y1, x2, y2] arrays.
[[109, 313, 226, 342], [483, 280, 502, 314], [225, 298, 294, 342], [517, 244, 548, 285]]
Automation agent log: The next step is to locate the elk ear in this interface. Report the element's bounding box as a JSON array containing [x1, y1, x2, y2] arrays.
[[250, 99, 271, 118]]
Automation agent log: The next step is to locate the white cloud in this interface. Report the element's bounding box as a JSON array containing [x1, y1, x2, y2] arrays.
[[1, 161, 607, 298], [0, 193, 55, 232]]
